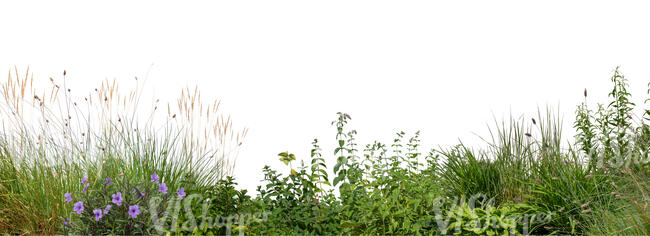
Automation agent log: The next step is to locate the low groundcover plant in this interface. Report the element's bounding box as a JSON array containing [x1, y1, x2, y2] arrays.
[[61, 172, 185, 234]]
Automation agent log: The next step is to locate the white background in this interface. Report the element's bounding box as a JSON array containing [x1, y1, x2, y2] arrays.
[[2, 1, 650, 193]]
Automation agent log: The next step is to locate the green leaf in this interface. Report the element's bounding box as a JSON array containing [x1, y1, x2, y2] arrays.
[[279, 156, 293, 165], [334, 162, 342, 173], [317, 169, 328, 177], [333, 175, 344, 186]]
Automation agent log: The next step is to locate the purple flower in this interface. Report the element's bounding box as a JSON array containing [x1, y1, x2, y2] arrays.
[[136, 187, 145, 198], [150, 172, 159, 183], [82, 183, 89, 192], [64, 193, 72, 202], [158, 183, 168, 194], [63, 218, 70, 226], [112, 192, 123, 206], [176, 187, 186, 200], [81, 175, 88, 184], [73, 201, 84, 214], [93, 209, 103, 221], [104, 204, 111, 215], [105, 177, 112, 186], [128, 205, 140, 219]]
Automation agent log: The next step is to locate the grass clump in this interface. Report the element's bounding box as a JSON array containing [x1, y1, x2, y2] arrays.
[[0, 67, 246, 234]]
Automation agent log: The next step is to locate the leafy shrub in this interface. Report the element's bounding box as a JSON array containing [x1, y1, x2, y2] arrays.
[[164, 176, 265, 235], [254, 143, 342, 235], [346, 131, 443, 235], [255, 113, 446, 235]]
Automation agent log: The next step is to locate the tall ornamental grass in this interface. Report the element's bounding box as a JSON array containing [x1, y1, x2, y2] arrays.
[[0, 67, 247, 234]]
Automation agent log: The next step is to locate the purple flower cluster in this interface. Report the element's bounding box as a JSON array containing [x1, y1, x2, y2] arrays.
[[92, 204, 112, 221], [65, 172, 185, 224]]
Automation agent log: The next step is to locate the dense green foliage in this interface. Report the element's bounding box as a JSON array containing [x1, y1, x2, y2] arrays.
[[1, 67, 649, 235]]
